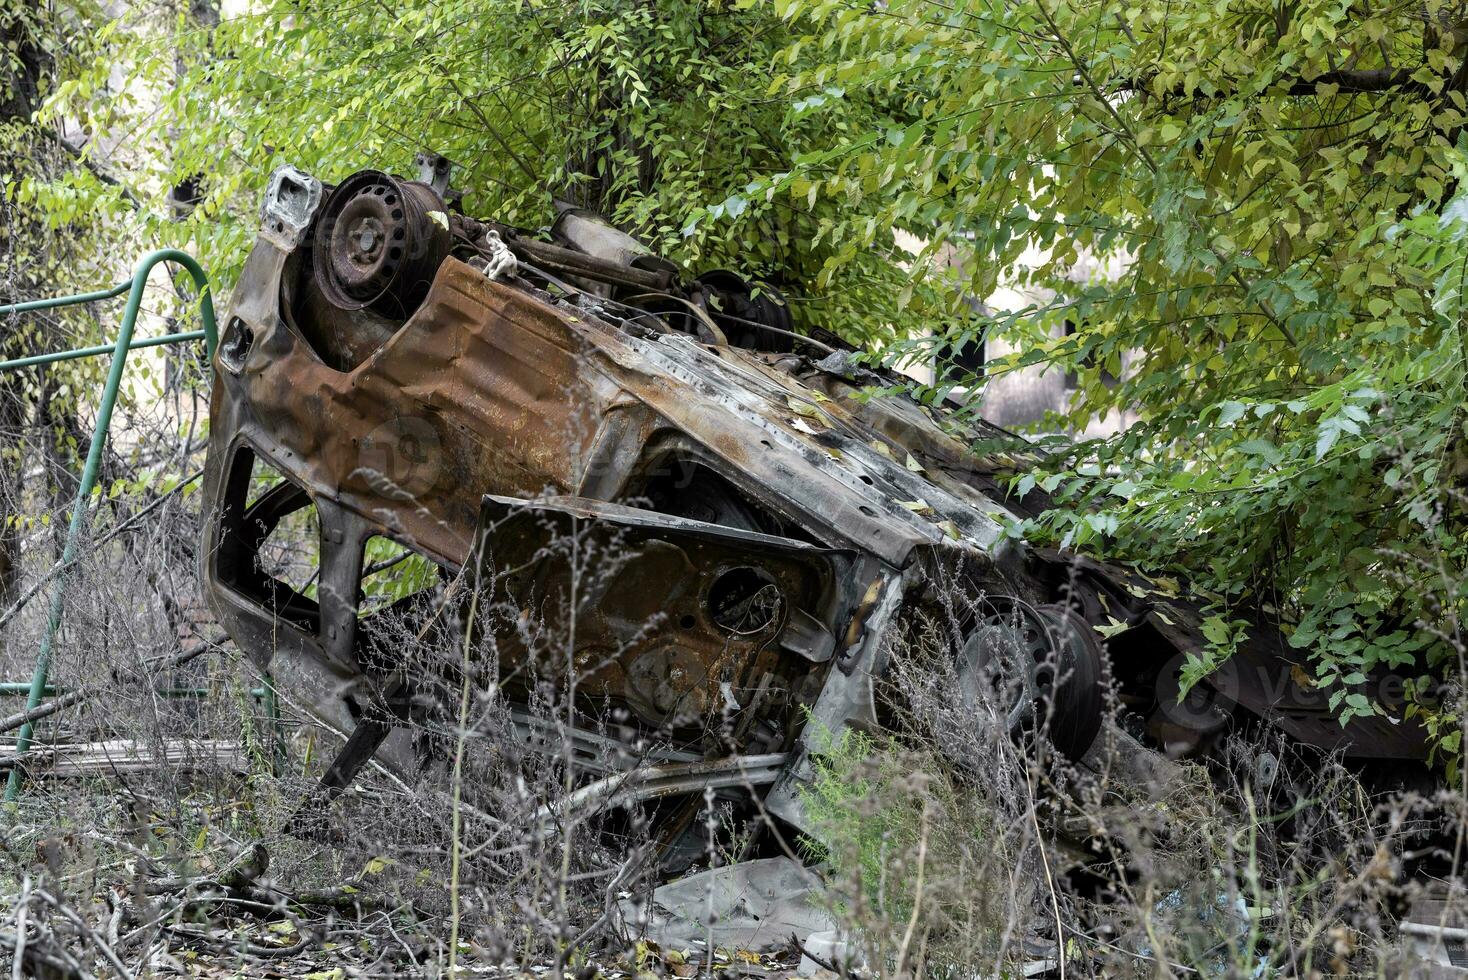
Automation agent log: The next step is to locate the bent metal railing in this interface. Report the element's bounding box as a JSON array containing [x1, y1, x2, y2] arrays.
[[0, 249, 276, 801]]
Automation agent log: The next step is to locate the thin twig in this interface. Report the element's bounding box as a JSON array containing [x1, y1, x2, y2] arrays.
[[0, 469, 203, 634], [33, 889, 135, 980], [0, 631, 226, 737], [13, 877, 29, 980]]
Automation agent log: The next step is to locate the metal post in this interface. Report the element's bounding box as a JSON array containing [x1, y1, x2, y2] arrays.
[[1, 249, 217, 803], [261, 671, 284, 776]]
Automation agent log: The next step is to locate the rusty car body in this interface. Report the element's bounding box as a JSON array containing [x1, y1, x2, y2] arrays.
[[198, 161, 1433, 838]]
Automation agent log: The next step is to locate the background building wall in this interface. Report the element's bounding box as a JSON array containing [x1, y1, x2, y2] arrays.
[[893, 232, 1136, 437]]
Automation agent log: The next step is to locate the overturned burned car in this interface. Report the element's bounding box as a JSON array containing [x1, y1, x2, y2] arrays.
[[199, 160, 1433, 841]]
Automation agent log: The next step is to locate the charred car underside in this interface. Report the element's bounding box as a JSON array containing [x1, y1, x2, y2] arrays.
[[199, 160, 1435, 850]]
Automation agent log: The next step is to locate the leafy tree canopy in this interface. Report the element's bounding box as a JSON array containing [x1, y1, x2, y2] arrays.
[[750, 0, 1468, 734]]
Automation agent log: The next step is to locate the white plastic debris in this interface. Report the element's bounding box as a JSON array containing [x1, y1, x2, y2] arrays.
[[620, 857, 835, 952]]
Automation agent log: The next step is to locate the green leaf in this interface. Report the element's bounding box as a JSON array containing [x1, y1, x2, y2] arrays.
[[1216, 401, 1247, 425]]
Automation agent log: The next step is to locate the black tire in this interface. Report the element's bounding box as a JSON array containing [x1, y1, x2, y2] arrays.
[[1034, 603, 1104, 759], [956, 598, 1103, 760]]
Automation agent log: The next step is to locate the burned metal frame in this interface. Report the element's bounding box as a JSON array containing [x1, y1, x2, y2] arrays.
[[199, 164, 1434, 839]]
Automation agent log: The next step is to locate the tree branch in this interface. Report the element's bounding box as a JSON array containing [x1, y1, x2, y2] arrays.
[[1117, 67, 1431, 99], [52, 134, 144, 211]]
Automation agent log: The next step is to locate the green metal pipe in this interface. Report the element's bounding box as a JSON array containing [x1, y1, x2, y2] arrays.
[[0, 684, 52, 696], [261, 671, 283, 776], [0, 683, 269, 699], [0, 281, 131, 315], [0, 330, 207, 373], [4, 249, 218, 803], [0, 249, 217, 357]]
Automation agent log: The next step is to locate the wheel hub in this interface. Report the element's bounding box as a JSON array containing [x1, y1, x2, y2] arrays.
[[312, 169, 450, 317]]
